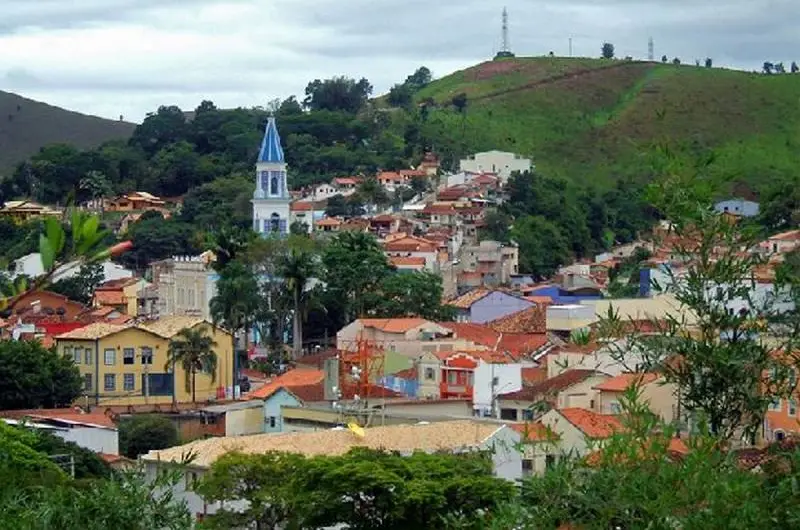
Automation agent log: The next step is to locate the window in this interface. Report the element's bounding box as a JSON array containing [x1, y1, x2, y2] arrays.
[[447, 371, 458, 384], [269, 416, 276, 428], [188, 289, 195, 306], [424, 367, 435, 380], [610, 402, 622, 414], [522, 409, 534, 421], [123, 373, 135, 391], [790, 399, 797, 416], [590, 399, 596, 410], [83, 373, 92, 391], [500, 408, 518, 421], [123, 348, 135, 365], [141, 347, 153, 365], [270, 213, 280, 233], [65, 346, 73, 360], [84, 348, 92, 365], [545, 454, 557, 470], [770, 398, 782, 411], [104, 374, 116, 392], [521, 459, 533, 477], [104, 349, 116, 366], [260, 171, 269, 191], [73, 347, 81, 364], [775, 430, 786, 442], [270, 174, 279, 195], [185, 471, 198, 489]]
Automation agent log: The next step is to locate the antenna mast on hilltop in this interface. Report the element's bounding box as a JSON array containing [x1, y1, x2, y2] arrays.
[[648, 37, 654, 61], [501, 6, 510, 54], [494, 6, 515, 59]]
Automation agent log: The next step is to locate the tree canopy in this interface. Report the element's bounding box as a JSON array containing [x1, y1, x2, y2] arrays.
[[0, 340, 82, 410]]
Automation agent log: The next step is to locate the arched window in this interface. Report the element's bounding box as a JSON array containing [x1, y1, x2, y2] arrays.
[[270, 173, 279, 195], [270, 213, 280, 233]]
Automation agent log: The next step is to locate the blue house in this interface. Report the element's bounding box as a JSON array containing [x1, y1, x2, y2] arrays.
[[262, 387, 304, 433], [449, 289, 535, 323], [525, 284, 603, 305]]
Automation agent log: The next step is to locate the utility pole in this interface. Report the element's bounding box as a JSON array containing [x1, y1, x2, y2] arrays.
[[569, 37, 573, 57], [648, 37, 654, 61]]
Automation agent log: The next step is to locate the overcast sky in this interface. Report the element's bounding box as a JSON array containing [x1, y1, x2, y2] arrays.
[[1, 0, 795, 122]]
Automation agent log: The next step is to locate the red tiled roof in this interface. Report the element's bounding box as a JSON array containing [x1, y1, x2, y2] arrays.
[[522, 367, 547, 385], [383, 236, 437, 253], [290, 201, 313, 212], [377, 171, 403, 182], [769, 230, 800, 242], [437, 322, 549, 356], [93, 290, 126, 306], [593, 373, 660, 392], [247, 368, 325, 400], [558, 408, 622, 439], [489, 305, 547, 334], [389, 256, 426, 267], [360, 318, 430, 333], [316, 217, 342, 227], [500, 370, 601, 401], [524, 296, 553, 305], [96, 278, 138, 290], [392, 367, 417, 379], [422, 203, 458, 215], [334, 177, 359, 186]]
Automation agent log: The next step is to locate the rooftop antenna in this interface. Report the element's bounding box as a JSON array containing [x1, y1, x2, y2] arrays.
[[648, 37, 654, 61]]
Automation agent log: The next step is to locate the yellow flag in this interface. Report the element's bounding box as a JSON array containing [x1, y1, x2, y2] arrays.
[[347, 422, 365, 438]]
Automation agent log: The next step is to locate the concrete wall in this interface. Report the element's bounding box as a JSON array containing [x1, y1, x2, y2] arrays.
[[556, 375, 609, 410], [224, 407, 264, 437], [474, 363, 522, 412], [380, 400, 472, 417], [470, 291, 533, 324], [459, 150, 531, 183], [540, 409, 592, 457]]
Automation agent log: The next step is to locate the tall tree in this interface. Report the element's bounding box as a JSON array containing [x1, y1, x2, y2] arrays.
[[0, 341, 82, 410], [375, 271, 455, 321], [210, 260, 260, 364], [118, 415, 179, 459], [322, 232, 392, 324], [165, 327, 218, 403], [512, 215, 571, 280], [278, 238, 318, 358], [49, 262, 103, 304], [303, 76, 373, 113], [601, 42, 615, 59]]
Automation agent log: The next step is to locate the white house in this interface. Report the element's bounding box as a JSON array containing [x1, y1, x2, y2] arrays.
[[3, 413, 119, 455], [10, 253, 133, 283], [459, 150, 531, 183], [252, 117, 291, 236], [714, 199, 759, 218], [142, 420, 522, 520]]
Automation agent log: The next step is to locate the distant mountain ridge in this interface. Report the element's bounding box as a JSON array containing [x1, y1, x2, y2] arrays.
[[0, 91, 136, 175]]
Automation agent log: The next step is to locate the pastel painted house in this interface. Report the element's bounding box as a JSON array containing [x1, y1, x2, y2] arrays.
[[448, 288, 534, 323], [593, 373, 678, 423]]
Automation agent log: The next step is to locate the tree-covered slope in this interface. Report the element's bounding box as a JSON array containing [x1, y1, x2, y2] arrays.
[[0, 91, 136, 175], [408, 57, 800, 190]]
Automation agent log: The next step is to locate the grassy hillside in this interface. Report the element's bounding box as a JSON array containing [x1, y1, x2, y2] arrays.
[[0, 91, 136, 175], [410, 57, 800, 191]]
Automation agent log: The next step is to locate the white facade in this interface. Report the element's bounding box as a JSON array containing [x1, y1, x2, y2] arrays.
[[151, 256, 218, 320], [11, 253, 133, 283], [252, 117, 291, 236], [459, 150, 531, 183], [473, 362, 523, 414], [3, 418, 119, 454]]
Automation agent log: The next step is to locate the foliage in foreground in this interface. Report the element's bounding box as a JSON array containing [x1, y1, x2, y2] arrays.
[[196, 448, 514, 530]]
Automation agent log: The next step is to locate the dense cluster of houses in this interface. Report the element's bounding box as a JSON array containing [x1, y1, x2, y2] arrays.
[[3, 118, 799, 522]]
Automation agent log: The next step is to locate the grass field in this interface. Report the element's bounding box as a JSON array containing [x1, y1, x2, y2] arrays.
[[0, 91, 136, 175], [408, 56, 800, 191]]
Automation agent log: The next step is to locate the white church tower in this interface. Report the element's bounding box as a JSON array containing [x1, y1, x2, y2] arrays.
[[252, 116, 291, 235]]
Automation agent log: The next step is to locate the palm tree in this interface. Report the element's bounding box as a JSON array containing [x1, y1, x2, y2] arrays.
[[210, 261, 260, 374], [279, 242, 318, 359], [166, 327, 218, 403]]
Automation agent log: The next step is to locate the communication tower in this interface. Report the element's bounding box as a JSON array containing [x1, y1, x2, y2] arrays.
[[648, 37, 654, 61]]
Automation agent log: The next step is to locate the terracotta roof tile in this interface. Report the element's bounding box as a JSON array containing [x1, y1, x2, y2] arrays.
[[0, 409, 117, 429], [521, 367, 547, 385], [769, 230, 800, 242], [389, 256, 426, 267], [437, 322, 549, 356], [500, 370, 601, 401], [383, 236, 437, 253], [139, 316, 209, 338], [489, 305, 547, 334], [558, 408, 622, 439], [247, 368, 326, 400], [290, 201, 313, 212], [93, 290, 126, 306], [447, 288, 491, 309], [316, 217, 343, 227], [392, 367, 418, 379], [593, 373, 660, 392], [359, 318, 430, 333]]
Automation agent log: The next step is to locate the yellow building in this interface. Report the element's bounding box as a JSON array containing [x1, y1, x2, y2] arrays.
[[0, 200, 61, 223], [55, 316, 234, 406]]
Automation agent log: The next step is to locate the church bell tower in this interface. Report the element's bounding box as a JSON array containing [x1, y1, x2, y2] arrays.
[[252, 116, 291, 235]]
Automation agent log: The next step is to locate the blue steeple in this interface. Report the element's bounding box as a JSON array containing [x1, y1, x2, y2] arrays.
[[258, 116, 284, 163]]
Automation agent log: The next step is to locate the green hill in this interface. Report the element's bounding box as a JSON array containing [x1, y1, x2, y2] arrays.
[[0, 91, 136, 175], [408, 57, 800, 190]]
